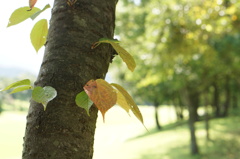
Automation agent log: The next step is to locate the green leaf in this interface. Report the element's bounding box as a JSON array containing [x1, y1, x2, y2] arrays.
[[30, 19, 48, 52], [1, 79, 31, 91], [32, 86, 57, 107], [7, 7, 40, 27], [75, 91, 93, 116], [111, 83, 144, 125], [31, 4, 51, 20], [92, 38, 136, 72], [10, 85, 32, 94]]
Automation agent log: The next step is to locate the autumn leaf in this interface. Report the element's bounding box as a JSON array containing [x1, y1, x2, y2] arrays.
[[29, 0, 38, 10], [110, 42, 136, 72], [116, 91, 131, 114], [83, 79, 117, 121], [92, 38, 136, 72], [111, 83, 144, 125]]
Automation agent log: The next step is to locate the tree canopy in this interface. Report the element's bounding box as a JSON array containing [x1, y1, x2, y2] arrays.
[[113, 0, 240, 108]]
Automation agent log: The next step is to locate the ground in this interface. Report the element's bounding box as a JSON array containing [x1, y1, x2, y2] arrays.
[[0, 106, 239, 159]]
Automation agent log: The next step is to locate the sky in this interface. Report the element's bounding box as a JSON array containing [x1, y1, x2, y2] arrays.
[[0, 0, 54, 75]]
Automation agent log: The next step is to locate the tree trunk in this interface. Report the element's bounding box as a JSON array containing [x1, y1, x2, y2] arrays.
[[22, 1, 117, 159], [222, 75, 231, 117], [179, 88, 199, 155], [212, 81, 221, 117], [204, 91, 210, 141], [188, 105, 199, 155], [231, 80, 239, 109], [232, 93, 238, 109], [172, 96, 184, 120], [189, 92, 199, 121], [153, 101, 161, 130]]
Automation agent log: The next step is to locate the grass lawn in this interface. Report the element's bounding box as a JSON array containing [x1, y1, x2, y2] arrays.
[[0, 106, 239, 159]]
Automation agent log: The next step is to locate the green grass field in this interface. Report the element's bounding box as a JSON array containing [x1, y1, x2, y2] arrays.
[[0, 106, 239, 159]]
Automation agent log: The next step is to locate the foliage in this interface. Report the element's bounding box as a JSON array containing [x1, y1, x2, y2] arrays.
[[113, 0, 240, 154], [83, 79, 117, 121], [30, 19, 48, 52], [114, 0, 240, 108], [76, 79, 145, 126], [75, 91, 93, 116], [1, 79, 31, 93], [7, 4, 50, 52], [92, 38, 136, 72], [31, 86, 57, 108], [7, 7, 40, 27], [0, 79, 56, 109]]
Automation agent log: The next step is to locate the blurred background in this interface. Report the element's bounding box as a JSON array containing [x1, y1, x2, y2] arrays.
[[1, 0, 240, 159]]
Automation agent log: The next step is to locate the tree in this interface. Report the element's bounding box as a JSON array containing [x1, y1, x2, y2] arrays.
[[114, 0, 240, 156], [20, 0, 118, 158]]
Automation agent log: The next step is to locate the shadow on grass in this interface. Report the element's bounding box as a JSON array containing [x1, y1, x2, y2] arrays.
[[137, 144, 202, 159], [137, 135, 240, 159], [200, 138, 240, 159], [129, 120, 188, 141]]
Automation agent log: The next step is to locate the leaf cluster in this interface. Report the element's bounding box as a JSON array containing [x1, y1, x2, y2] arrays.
[[7, 4, 50, 52], [0, 79, 56, 109], [113, 0, 240, 106], [76, 79, 144, 126], [4, 1, 146, 128]]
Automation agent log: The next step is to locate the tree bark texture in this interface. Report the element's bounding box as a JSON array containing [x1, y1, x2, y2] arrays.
[[22, 0, 117, 158]]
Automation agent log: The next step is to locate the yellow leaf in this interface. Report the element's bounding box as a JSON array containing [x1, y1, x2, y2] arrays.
[[83, 79, 117, 121], [7, 7, 40, 27], [110, 42, 136, 72], [111, 83, 144, 125], [91, 38, 136, 72], [116, 91, 131, 113], [30, 19, 48, 52]]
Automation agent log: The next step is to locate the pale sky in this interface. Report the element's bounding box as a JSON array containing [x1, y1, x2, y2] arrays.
[[0, 0, 54, 75]]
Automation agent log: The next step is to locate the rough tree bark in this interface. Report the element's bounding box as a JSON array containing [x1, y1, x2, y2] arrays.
[[22, 0, 117, 158]]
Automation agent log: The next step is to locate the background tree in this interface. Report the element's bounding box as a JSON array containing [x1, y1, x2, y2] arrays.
[[113, 0, 240, 155]]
